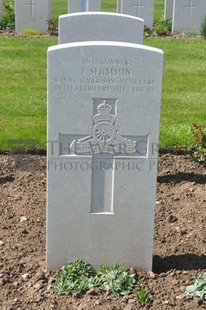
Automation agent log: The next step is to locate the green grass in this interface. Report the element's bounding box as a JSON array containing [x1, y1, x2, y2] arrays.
[[1, 1, 206, 149], [0, 36, 57, 148], [145, 38, 206, 147]]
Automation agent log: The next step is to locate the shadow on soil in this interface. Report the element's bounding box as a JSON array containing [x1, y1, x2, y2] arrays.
[[153, 254, 206, 273], [157, 172, 206, 184], [0, 176, 15, 184]]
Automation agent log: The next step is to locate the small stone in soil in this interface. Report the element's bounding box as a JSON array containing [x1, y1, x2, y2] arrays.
[[0, 240, 4, 246], [148, 271, 156, 279], [13, 281, 18, 288], [21, 273, 30, 280], [34, 282, 44, 290], [95, 300, 101, 305], [128, 298, 135, 304], [20, 216, 28, 222], [163, 300, 169, 304]]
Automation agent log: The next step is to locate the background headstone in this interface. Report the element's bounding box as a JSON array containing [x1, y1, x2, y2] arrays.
[[117, 0, 121, 13], [59, 13, 144, 44], [0, 0, 2, 18], [15, 0, 51, 33], [119, 0, 154, 28], [164, 0, 174, 20], [172, 0, 206, 33], [47, 41, 163, 271], [68, 0, 101, 13]]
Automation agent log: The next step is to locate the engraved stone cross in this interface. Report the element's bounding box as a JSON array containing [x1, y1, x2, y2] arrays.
[[26, 0, 37, 17], [184, 0, 196, 19], [59, 98, 148, 214], [132, 0, 144, 17]]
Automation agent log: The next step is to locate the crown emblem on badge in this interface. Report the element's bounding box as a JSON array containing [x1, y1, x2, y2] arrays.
[[97, 100, 112, 114], [93, 100, 116, 125]]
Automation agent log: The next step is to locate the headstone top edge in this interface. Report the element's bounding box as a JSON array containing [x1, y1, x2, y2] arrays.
[[48, 41, 164, 55], [60, 12, 144, 22]]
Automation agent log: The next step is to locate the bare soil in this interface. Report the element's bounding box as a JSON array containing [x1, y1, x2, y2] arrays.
[[0, 153, 206, 310]]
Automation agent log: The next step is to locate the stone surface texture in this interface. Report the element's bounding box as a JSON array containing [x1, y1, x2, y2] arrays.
[[15, 0, 51, 33], [164, 0, 174, 20], [117, 0, 121, 13], [119, 0, 154, 28], [68, 0, 101, 13], [172, 0, 206, 33], [58, 12, 144, 44], [0, 0, 2, 17]]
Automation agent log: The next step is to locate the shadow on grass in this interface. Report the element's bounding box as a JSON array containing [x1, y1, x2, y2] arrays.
[[157, 172, 206, 184], [153, 254, 206, 273]]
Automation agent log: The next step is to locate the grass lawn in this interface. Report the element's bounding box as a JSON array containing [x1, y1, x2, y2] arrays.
[[0, 1, 206, 150], [145, 38, 206, 147]]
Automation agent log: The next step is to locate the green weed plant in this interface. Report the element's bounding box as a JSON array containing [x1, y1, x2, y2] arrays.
[[135, 286, 151, 305], [201, 15, 206, 37], [190, 124, 206, 164], [21, 29, 43, 35], [53, 260, 137, 297], [53, 260, 94, 295], [184, 274, 206, 300], [94, 264, 137, 296], [0, 3, 15, 30], [153, 16, 172, 36]]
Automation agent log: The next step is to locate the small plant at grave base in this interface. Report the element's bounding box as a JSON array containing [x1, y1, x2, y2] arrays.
[[47, 19, 58, 36], [184, 273, 206, 300], [135, 286, 151, 305], [53, 260, 95, 295], [0, 3, 15, 30], [53, 260, 137, 297], [144, 26, 152, 38], [190, 124, 206, 165], [153, 16, 172, 36], [93, 264, 137, 297], [201, 15, 206, 37], [21, 29, 43, 35]]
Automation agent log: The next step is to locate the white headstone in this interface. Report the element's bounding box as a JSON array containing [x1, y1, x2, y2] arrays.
[[68, 0, 101, 13], [15, 0, 51, 33], [117, 0, 121, 13], [59, 13, 144, 44], [164, 0, 174, 20], [172, 0, 206, 33], [119, 0, 154, 29], [47, 41, 163, 271], [0, 0, 2, 18]]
